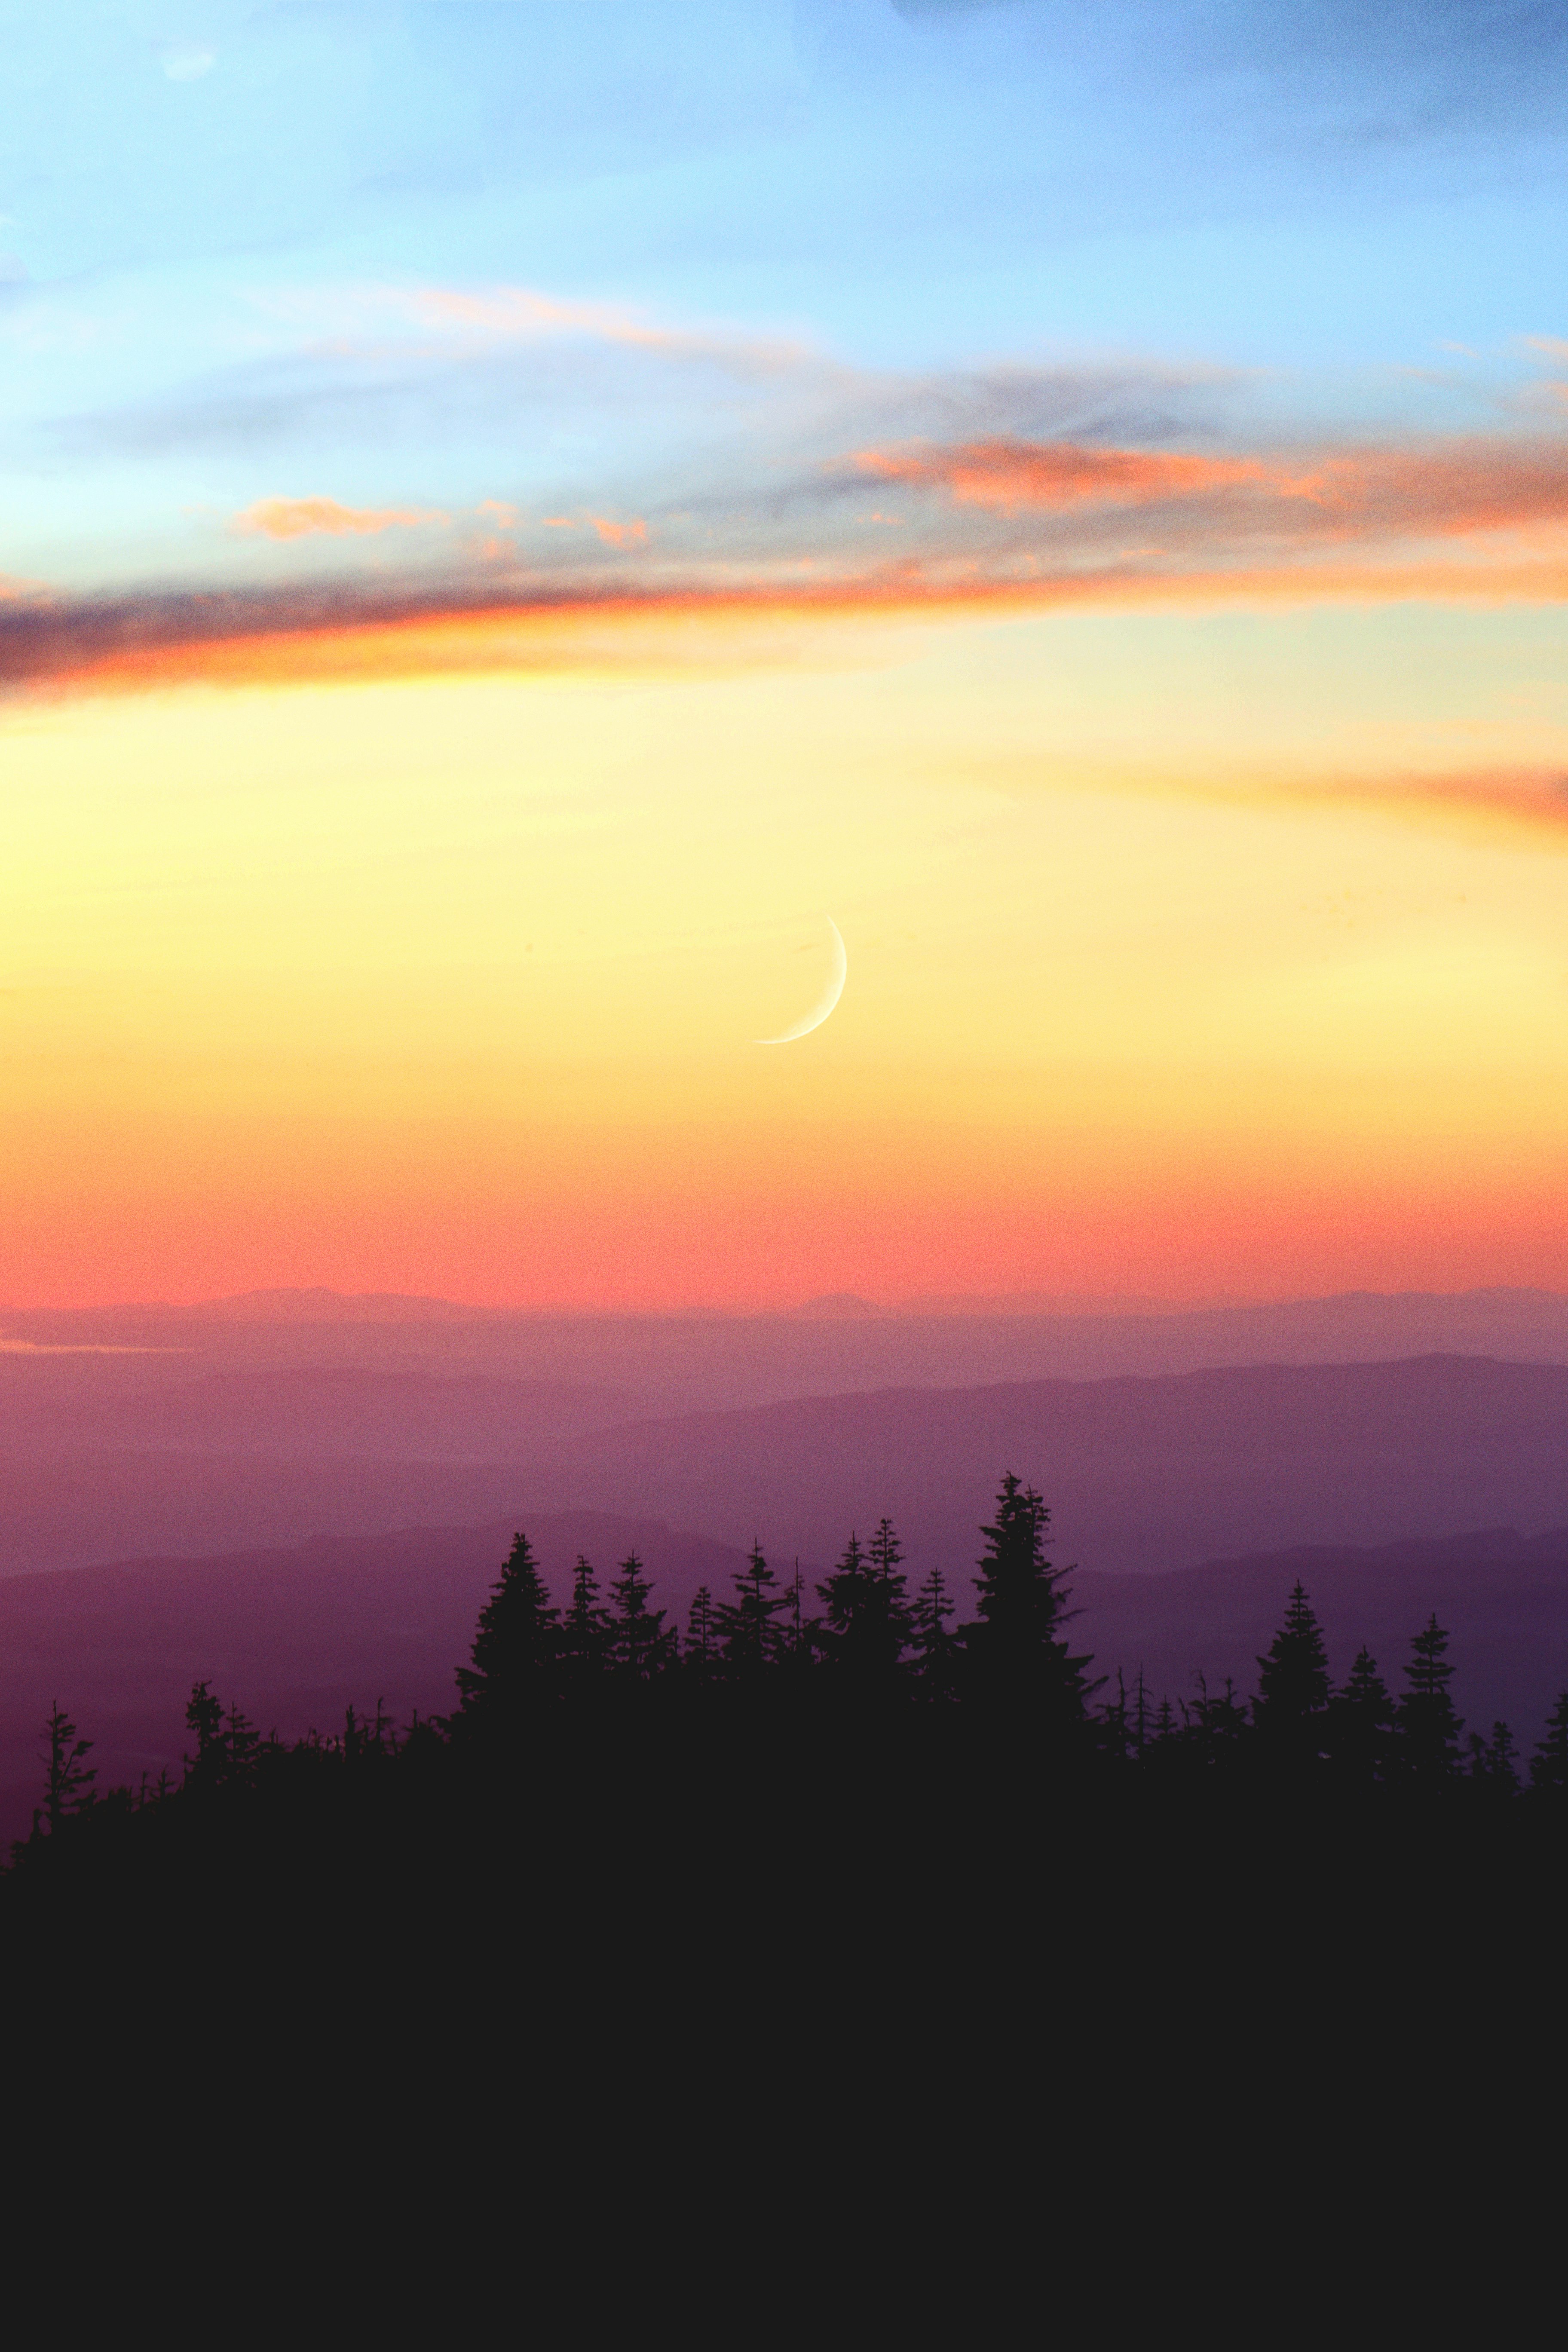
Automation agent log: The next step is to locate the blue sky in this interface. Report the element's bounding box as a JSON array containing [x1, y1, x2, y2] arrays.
[[3, 0, 1566, 603]]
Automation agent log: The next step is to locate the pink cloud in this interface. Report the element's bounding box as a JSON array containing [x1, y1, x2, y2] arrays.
[[857, 440, 1279, 514], [853, 433, 1568, 546], [234, 497, 446, 541], [590, 516, 649, 549]]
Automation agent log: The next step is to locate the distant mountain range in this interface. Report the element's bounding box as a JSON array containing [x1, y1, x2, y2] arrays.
[[4, 1352, 1568, 1586], [536, 1354, 1568, 1577], [11, 1285, 1568, 1411]]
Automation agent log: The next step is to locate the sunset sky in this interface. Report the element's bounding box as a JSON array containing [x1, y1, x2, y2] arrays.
[[5, 0, 1568, 1308]]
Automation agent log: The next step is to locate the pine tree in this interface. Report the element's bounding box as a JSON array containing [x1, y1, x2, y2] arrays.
[[1327, 1646, 1394, 1783], [37, 1702, 96, 1833], [607, 1551, 677, 1681], [1132, 1666, 1154, 1759], [1467, 1721, 1519, 1793], [684, 1583, 718, 1676], [1182, 1673, 1250, 1770], [456, 1531, 560, 1718], [784, 1559, 820, 1674], [560, 1554, 610, 1686], [1254, 1582, 1331, 1767], [1529, 1690, 1568, 1794], [816, 1529, 906, 1682], [963, 1471, 1096, 1723], [185, 1679, 224, 1776], [714, 1540, 790, 1676], [1394, 1613, 1464, 1783], [910, 1565, 958, 1701], [1102, 1669, 1132, 1762]]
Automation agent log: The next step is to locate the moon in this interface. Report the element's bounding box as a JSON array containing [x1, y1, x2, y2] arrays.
[[754, 916, 847, 1045]]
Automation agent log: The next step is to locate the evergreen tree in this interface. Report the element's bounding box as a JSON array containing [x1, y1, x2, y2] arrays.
[[607, 1551, 677, 1681], [714, 1540, 790, 1676], [185, 1678, 224, 1773], [225, 1699, 262, 1782], [1326, 1646, 1395, 1783], [784, 1559, 820, 1674], [456, 1531, 560, 1718], [1253, 1583, 1331, 1767], [1131, 1667, 1154, 1759], [910, 1565, 958, 1702], [37, 1702, 96, 1833], [560, 1554, 610, 1687], [1182, 1674, 1251, 1771], [1467, 1721, 1519, 1793], [816, 1529, 906, 1682], [1102, 1669, 1132, 1762], [1394, 1614, 1464, 1783], [963, 1471, 1096, 1723], [1529, 1690, 1568, 1794], [684, 1583, 718, 1676]]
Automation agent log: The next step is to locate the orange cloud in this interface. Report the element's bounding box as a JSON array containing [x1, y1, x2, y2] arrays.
[[235, 497, 446, 540], [5, 551, 1566, 707], [858, 439, 1280, 512], [854, 433, 1568, 546], [9, 420, 1568, 705]]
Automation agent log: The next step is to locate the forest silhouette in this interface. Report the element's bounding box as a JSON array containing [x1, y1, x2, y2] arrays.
[[11, 1471, 1568, 1892], [12, 1463, 1568, 2155]]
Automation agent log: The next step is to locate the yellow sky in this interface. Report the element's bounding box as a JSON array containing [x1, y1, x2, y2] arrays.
[[5, 596, 1568, 1306]]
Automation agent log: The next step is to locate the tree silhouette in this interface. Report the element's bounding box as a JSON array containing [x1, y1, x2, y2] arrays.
[[1254, 1582, 1331, 1768], [456, 1531, 560, 1720], [561, 1554, 610, 1689], [910, 1565, 958, 1702], [714, 1540, 790, 1677], [684, 1583, 718, 1676], [608, 1551, 677, 1681], [1395, 1614, 1464, 1783], [185, 1680, 224, 1776], [1182, 1673, 1250, 1771], [817, 1530, 906, 1682], [1327, 1646, 1395, 1784], [1467, 1721, 1519, 1792], [965, 1472, 1095, 1723], [37, 1703, 96, 1834], [1529, 1690, 1568, 1794]]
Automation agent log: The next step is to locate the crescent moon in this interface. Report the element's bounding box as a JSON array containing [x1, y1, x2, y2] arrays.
[[754, 916, 847, 1045]]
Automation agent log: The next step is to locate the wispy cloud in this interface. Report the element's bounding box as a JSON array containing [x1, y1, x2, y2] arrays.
[[233, 496, 447, 540], [264, 279, 812, 385], [5, 541, 1568, 707], [856, 440, 1279, 511], [850, 432, 1568, 548], [11, 385, 1568, 701]]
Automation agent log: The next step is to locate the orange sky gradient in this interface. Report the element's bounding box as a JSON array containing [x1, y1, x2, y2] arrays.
[[4, 576, 1568, 1310]]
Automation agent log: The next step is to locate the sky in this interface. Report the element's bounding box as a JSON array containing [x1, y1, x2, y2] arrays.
[[3, 0, 1568, 1309]]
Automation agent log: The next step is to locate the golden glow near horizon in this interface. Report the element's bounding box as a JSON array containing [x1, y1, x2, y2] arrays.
[[5, 591, 1568, 1308]]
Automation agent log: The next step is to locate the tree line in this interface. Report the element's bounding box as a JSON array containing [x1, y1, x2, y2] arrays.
[[16, 1470, 1568, 1857]]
